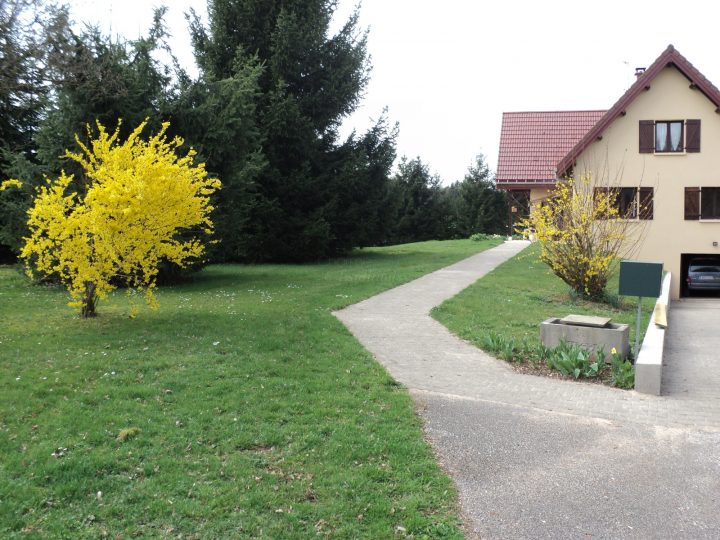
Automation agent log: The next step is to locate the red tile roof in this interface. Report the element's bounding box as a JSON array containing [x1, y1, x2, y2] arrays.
[[496, 110, 606, 188], [558, 45, 720, 176]]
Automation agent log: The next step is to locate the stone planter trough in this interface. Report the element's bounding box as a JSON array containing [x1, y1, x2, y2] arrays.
[[540, 314, 630, 361]]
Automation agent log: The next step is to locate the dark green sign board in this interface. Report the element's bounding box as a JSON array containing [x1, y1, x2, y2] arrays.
[[619, 260, 663, 298]]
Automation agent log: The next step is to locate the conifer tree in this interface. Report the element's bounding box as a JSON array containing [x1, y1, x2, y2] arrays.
[[454, 155, 508, 236], [189, 0, 396, 261], [389, 157, 449, 244], [0, 0, 68, 259]]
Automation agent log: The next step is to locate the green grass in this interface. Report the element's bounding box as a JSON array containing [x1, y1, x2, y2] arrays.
[[0, 238, 501, 539], [432, 243, 656, 365]]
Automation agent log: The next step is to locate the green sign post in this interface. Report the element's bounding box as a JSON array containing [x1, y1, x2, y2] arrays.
[[619, 260, 663, 359]]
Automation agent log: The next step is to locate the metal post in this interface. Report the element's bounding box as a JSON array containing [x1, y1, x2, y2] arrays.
[[635, 296, 642, 360]]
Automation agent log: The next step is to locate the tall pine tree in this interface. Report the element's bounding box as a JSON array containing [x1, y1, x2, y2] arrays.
[[189, 0, 396, 261]]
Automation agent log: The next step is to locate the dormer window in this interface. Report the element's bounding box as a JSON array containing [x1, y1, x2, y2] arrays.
[[655, 121, 683, 152], [639, 119, 700, 153]]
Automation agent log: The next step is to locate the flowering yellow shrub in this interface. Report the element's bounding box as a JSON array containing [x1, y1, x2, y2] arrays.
[[20, 120, 221, 317], [519, 175, 628, 298], [1, 179, 23, 191]]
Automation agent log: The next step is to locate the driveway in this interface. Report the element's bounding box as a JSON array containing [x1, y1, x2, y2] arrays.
[[662, 298, 720, 401], [335, 242, 720, 539]]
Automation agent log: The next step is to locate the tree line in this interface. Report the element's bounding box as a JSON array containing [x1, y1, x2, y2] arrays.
[[0, 0, 509, 265]]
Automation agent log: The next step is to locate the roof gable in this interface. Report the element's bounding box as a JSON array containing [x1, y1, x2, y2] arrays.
[[496, 110, 606, 186], [557, 45, 720, 176]]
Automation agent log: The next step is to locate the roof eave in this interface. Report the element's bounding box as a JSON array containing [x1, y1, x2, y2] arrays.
[[556, 45, 720, 177]]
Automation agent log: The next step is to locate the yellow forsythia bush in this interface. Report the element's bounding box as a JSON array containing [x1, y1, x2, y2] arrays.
[[20, 120, 221, 317], [519, 175, 627, 298]]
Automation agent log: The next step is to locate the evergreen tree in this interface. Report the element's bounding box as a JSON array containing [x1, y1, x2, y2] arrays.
[[329, 114, 398, 249], [0, 0, 68, 259], [453, 155, 508, 235], [169, 61, 266, 262], [0, 0, 57, 167], [36, 11, 174, 176], [189, 0, 395, 261], [1, 5, 178, 260], [389, 157, 449, 244]]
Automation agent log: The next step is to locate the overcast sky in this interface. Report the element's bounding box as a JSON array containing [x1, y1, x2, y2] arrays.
[[68, 0, 720, 184]]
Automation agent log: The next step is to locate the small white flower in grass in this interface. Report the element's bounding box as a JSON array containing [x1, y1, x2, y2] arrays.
[[213, 341, 220, 346], [51, 447, 67, 458]]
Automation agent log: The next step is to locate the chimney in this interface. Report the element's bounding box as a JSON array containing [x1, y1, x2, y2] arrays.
[[635, 67, 646, 78]]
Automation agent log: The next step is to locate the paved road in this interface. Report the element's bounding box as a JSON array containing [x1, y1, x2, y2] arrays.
[[417, 393, 720, 540], [335, 241, 720, 539]]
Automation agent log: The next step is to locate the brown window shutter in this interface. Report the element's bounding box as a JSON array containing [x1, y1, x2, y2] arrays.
[[684, 187, 700, 220], [639, 187, 653, 219], [639, 120, 654, 153], [686, 119, 701, 152]]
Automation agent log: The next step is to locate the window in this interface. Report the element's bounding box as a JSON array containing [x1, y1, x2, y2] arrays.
[[686, 187, 720, 219], [594, 187, 653, 220], [639, 119, 701, 153], [702, 188, 720, 219], [618, 187, 638, 217], [655, 121, 683, 152]]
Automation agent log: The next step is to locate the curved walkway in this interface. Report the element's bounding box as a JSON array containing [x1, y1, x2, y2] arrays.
[[335, 241, 720, 431], [335, 241, 720, 539]]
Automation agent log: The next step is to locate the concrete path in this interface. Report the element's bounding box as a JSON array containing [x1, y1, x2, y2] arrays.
[[334, 241, 720, 539]]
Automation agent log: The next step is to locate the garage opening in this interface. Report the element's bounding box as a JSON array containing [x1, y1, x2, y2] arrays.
[[680, 253, 720, 297]]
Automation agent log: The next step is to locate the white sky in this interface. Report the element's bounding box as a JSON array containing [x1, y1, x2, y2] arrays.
[[68, 0, 720, 184]]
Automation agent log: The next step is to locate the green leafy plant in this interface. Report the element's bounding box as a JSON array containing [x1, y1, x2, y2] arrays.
[[531, 343, 552, 366], [610, 353, 635, 389], [500, 339, 517, 362], [482, 331, 521, 362], [482, 331, 505, 352], [546, 341, 605, 379]]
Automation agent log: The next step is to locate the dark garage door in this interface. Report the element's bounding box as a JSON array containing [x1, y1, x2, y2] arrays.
[[680, 253, 720, 297]]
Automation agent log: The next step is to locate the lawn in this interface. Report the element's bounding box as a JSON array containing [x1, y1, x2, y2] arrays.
[[0, 238, 501, 539], [433, 243, 656, 368]]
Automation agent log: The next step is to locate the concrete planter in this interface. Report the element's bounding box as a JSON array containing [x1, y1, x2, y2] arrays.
[[540, 317, 630, 361]]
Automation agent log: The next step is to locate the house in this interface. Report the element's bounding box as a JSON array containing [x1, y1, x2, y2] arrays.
[[497, 45, 720, 300]]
